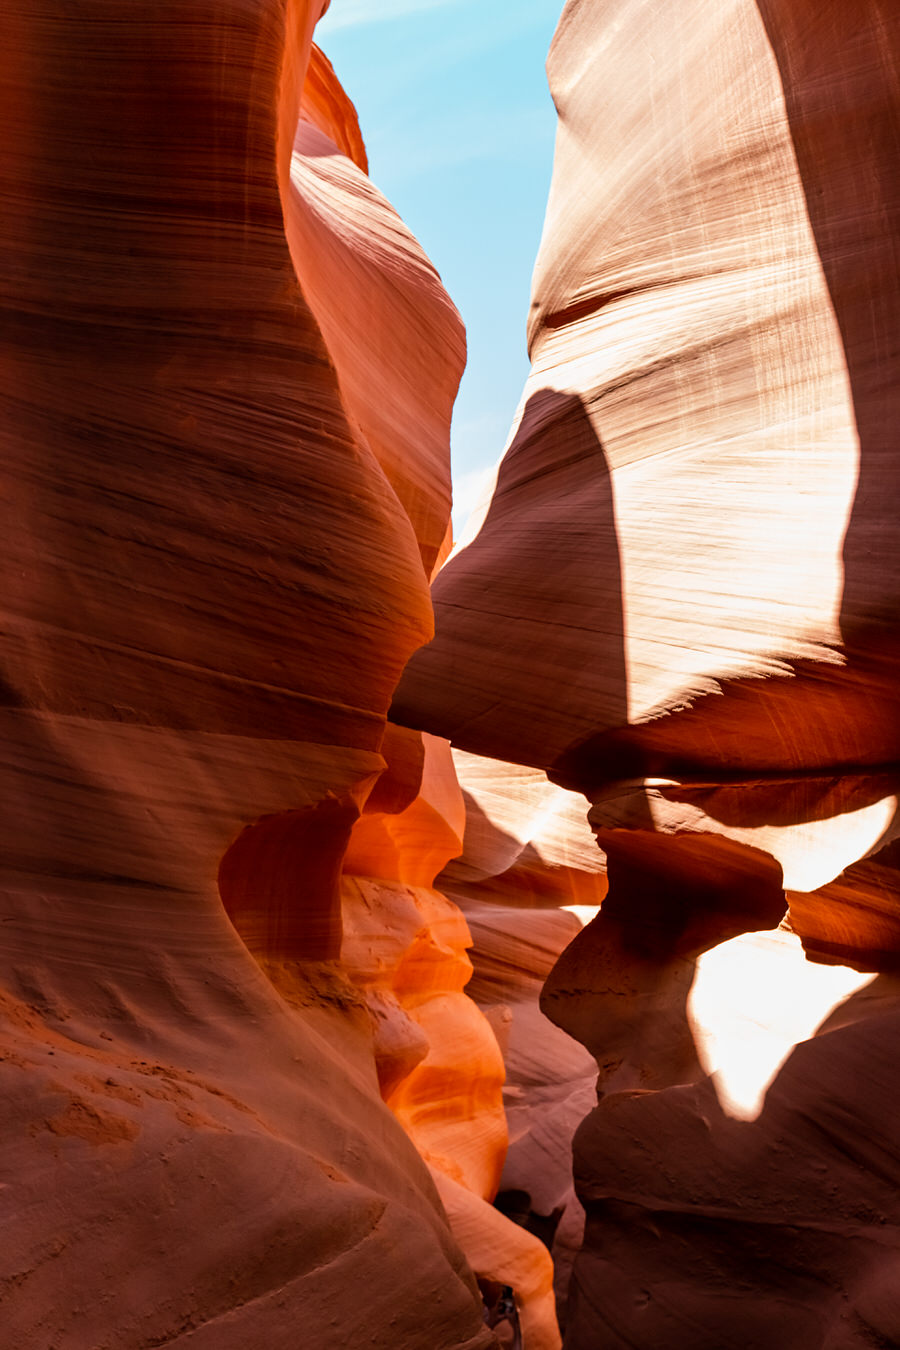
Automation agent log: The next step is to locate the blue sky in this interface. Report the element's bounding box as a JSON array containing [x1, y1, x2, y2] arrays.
[[315, 0, 561, 532]]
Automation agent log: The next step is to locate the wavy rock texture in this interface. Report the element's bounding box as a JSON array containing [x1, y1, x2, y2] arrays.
[[393, 0, 900, 1346], [462, 903, 595, 1336], [341, 728, 506, 1197], [0, 7, 491, 1348], [287, 66, 464, 578]]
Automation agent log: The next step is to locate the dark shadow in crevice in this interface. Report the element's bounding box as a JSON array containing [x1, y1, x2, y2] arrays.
[[494, 1188, 565, 1251]]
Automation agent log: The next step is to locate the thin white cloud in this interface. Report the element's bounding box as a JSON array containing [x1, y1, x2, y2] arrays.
[[318, 0, 459, 33]]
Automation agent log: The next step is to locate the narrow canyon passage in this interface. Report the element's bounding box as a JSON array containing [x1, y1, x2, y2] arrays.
[[2, 1, 900, 1348]]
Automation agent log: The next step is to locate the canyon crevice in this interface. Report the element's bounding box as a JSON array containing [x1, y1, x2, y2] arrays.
[[3, 1, 900, 1348]]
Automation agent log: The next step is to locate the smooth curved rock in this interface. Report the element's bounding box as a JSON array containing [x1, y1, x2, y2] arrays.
[[564, 983, 900, 1349], [443, 750, 607, 911], [288, 81, 465, 577]]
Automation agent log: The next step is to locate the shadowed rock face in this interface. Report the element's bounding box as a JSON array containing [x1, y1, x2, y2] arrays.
[[0, 7, 496, 1348], [393, 0, 900, 1346], [395, 388, 627, 768]]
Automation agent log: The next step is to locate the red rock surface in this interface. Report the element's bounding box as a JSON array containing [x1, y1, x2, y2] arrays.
[[0, 6, 490, 1348], [443, 750, 607, 911], [287, 79, 464, 578]]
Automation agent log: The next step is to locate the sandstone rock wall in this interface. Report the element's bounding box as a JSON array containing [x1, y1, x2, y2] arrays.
[[340, 729, 563, 1349], [8, 0, 900, 1345], [393, 1, 900, 1346], [0, 8, 491, 1347]]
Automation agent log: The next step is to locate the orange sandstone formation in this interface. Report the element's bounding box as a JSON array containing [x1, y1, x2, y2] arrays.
[[0, 6, 495, 1348], [8, 0, 899, 1343], [443, 750, 607, 912], [287, 75, 464, 577], [393, 0, 900, 1346], [436, 752, 606, 1331], [341, 729, 562, 1350], [341, 729, 506, 1197]]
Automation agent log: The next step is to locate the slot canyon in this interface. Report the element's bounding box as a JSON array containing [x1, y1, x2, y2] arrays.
[[2, 2, 899, 1347]]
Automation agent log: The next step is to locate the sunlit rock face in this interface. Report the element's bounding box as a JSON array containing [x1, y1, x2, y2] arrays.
[[287, 62, 463, 579], [394, 0, 900, 788], [393, 0, 900, 1345], [443, 750, 607, 912], [0, 7, 494, 1348]]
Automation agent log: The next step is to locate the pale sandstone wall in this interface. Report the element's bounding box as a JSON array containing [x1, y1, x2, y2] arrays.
[[393, 1, 900, 1346]]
